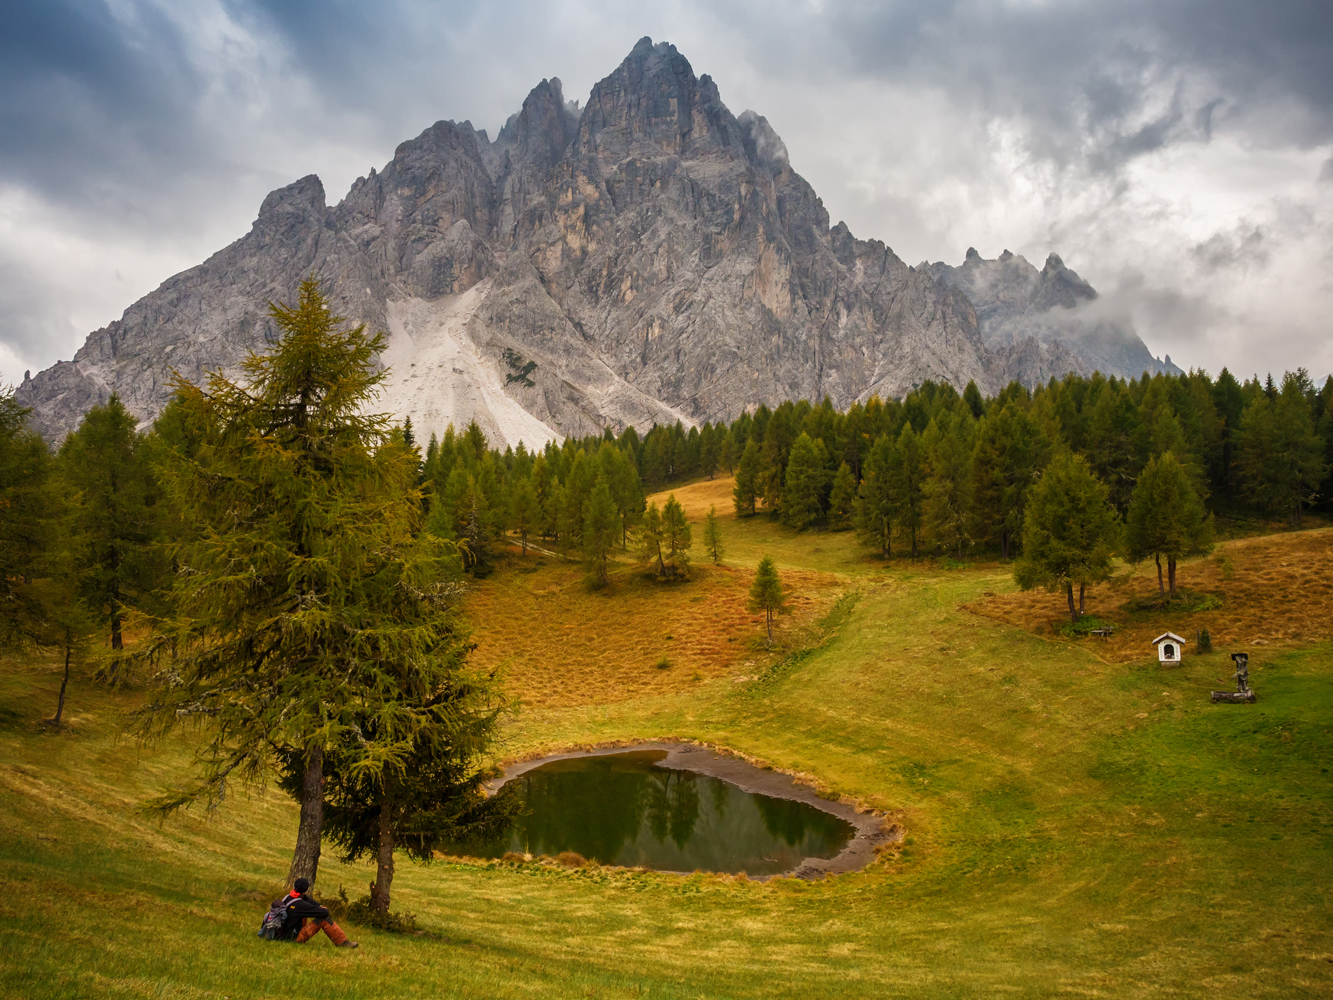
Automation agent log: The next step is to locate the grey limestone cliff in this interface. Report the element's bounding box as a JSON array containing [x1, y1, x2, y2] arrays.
[[17, 37, 1179, 446]]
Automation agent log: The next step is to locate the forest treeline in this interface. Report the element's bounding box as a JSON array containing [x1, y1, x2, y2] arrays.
[[4, 358, 1331, 654]]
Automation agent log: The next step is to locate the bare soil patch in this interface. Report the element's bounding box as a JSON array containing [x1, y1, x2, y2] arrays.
[[966, 528, 1333, 661]]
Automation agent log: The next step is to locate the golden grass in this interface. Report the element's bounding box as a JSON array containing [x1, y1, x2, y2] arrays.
[[968, 526, 1333, 661], [467, 549, 842, 709], [646, 474, 741, 521]]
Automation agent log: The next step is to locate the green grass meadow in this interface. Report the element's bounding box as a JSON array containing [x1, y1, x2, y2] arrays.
[[2, 508, 1331, 998]]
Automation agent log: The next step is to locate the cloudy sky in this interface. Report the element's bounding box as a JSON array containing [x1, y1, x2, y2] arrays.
[[3, 0, 1331, 386]]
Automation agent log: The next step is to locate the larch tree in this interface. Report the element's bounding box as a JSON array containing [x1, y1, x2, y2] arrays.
[[58, 395, 161, 651], [135, 278, 491, 888], [921, 414, 974, 559], [1014, 452, 1120, 622], [748, 556, 785, 644], [303, 616, 516, 916], [582, 476, 620, 587], [888, 424, 925, 558], [971, 402, 1049, 559], [1235, 375, 1327, 524], [732, 440, 761, 516], [702, 505, 725, 564], [827, 462, 857, 531], [854, 433, 895, 557], [509, 476, 538, 555], [782, 432, 830, 531], [639, 501, 666, 577], [0, 392, 53, 652], [660, 494, 693, 578], [1125, 451, 1214, 595]]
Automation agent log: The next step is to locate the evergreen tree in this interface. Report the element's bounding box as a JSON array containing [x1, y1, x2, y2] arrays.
[[660, 495, 692, 578], [0, 392, 53, 651], [639, 501, 665, 576], [971, 402, 1049, 559], [1014, 452, 1120, 622], [509, 477, 538, 555], [1235, 374, 1328, 524], [719, 429, 738, 475], [702, 505, 725, 564], [921, 414, 974, 558], [782, 432, 830, 530], [888, 424, 925, 558], [699, 424, 720, 480], [747, 556, 785, 644], [135, 278, 483, 888], [58, 395, 161, 650], [582, 476, 620, 586], [827, 462, 857, 531], [854, 434, 895, 557], [733, 440, 762, 516], [316, 690, 517, 915], [1125, 452, 1214, 595]]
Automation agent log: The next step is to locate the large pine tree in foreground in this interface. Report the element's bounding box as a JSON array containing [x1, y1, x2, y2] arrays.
[[136, 278, 501, 889]]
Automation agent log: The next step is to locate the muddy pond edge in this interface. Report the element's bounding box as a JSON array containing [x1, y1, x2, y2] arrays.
[[463, 739, 905, 880]]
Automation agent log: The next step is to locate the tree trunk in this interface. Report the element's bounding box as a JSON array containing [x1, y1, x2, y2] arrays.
[[910, 527, 918, 560], [1078, 582, 1086, 615], [1065, 581, 1078, 622], [766, 608, 774, 642], [1000, 530, 1009, 561], [370, 793, 395, 914], [111, 613, 123, 651], [1154, 554, 1164, 595], [882, 516, 890, 559], [51, 636, 71, 727], [287, 745, 325, 887], [1168, 556, 1177, 594], [521, 531, 527, 556]]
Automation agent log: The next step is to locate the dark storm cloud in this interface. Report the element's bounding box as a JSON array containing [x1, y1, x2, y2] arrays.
[[718, 0, 1333, 171], [0, 0, 1330, 383], [0, 1, 206, 220]]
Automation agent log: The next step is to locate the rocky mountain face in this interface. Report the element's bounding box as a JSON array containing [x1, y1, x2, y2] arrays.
[[925, 248, 1180, 383], [18, 37, 1179, 447]]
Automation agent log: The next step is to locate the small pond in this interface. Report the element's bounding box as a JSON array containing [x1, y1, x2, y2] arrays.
[[475, 749, 856, 875]]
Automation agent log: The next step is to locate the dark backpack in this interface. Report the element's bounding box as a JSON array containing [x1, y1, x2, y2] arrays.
[[257, 896, 297, 941]]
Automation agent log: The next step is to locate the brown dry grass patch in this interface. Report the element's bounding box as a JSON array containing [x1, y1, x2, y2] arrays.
[[966, 527, 1333, 660], [646, 475, 739, 521], [466, 551, 841, 708]]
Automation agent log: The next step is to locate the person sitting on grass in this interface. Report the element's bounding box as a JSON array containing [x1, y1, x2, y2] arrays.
[[281, 878, 358, 948]]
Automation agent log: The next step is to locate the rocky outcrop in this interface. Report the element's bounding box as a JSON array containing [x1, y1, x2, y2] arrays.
[[18, 37, 1180, 446], [926, 249, 1181, 382]]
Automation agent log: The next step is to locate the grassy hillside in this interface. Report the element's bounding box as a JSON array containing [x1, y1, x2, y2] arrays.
[[2, 478, 1331, 998]]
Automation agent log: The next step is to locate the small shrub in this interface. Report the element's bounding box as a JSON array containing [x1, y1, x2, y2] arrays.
[[556, 851, 588, 868], [326, 886, 421, 934], [655, 656, 671, 670], [1122, 589, 1222, 614], [1057, 615, 1115, 639], [501, 851, 528, 864], [1198, 628, 1212, 653], [691, 670, 703, 682]]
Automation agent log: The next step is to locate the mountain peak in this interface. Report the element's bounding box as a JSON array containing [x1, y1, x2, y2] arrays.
[[577, 38, 744, 163]]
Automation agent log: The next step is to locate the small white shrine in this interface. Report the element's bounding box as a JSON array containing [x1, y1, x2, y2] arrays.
[[1152, 632, 1187, 664]]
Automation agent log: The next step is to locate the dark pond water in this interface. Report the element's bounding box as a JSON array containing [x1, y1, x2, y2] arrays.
[[475, 750, 855, 875]]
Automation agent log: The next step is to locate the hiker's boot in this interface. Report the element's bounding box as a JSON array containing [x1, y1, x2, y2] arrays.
[[339, 940, 359, 949]]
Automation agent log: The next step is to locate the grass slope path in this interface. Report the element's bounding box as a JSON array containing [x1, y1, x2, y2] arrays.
[[1, 491, 1331, 998]]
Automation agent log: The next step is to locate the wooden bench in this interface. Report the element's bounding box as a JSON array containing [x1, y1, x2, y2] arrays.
[[1088, 627, 1115, 638]]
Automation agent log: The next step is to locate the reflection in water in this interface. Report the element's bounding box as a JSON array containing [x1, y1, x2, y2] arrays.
[[472, 750, 854, 875]]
